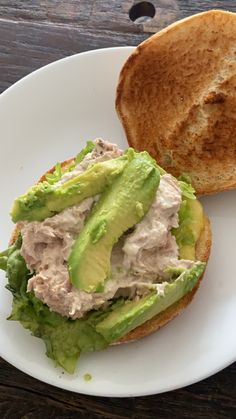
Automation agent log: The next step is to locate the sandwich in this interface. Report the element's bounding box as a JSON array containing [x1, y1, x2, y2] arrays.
[[0, 138, 211, 373]]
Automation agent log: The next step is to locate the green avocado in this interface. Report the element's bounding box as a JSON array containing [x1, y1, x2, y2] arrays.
[[95, 262, 205, 342], [68, 152, 160, 293], [11, 153, 132, 222], [173, 198, 204, 260]]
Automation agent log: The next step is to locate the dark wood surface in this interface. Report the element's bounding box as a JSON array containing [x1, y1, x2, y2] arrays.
[[0, 1, 235, 418]]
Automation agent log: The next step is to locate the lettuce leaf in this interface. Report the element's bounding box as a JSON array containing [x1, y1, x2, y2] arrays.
[[0, 257, 7, 271], [45, 141, 95, 185], [45, 162, 63, 185], [9, 293, 108, 374], [0, 248, 8, 270], [1, 236, 110, 373], [74, 140, 95, 166]]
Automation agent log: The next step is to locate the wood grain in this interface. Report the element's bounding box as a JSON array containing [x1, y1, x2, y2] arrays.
[[0, 1, 236, 417], [0, 19, 148, 93], [0, 1, 236, 92], [0, 357, 235, 418]]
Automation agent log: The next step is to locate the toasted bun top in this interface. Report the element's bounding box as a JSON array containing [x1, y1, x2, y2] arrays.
[[116, 10, 236, 195]]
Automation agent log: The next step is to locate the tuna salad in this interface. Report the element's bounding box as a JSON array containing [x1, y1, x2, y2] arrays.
[[19, 139, 195, 319]]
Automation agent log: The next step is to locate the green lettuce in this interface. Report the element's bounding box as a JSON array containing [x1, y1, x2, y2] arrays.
[[74, 140, 95, 166], [1, 236, 111, 373], [45, 162, 63, 185], [45, 141, 95, 185], [9, 294, 108, 374], [0, 249, 8, 270]]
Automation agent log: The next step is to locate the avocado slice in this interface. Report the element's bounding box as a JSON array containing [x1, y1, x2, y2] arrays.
[[95, 262, 205, 342], [173, 198, 204, 260], [11, 153, 132, 222], [68, 152, 160, 293]]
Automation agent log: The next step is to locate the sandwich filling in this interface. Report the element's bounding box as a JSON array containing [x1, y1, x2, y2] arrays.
[[1, 138, 206, 374], [19, 140, 195, 319]]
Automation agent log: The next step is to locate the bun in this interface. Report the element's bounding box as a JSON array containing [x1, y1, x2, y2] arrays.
[[116, 10, 236, 195]]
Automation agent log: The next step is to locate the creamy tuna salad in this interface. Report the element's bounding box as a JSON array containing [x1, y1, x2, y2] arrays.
[[1, 137, 206, 373], [19, 139, 194, 319]]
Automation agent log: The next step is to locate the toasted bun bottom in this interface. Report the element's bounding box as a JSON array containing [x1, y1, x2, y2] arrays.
[[10, 159, 212, 345], [115, 216, 211, 344]]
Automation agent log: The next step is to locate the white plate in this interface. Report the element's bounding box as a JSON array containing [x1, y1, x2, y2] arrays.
[[0, 47, 235, 397]]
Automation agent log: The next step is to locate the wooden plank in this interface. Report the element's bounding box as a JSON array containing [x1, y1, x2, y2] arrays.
[[0, 19, 148, 93], [1, 1, 235, 93], [0, 357, 235, 418], [0, 0, 93, 25], [1, 1, 235, 34]]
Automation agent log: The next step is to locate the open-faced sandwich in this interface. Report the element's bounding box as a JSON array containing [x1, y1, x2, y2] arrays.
[[0, 139, 210, 373]]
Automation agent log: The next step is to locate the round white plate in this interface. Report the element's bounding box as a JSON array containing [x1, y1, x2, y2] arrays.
[[0, 47, 235, 397]]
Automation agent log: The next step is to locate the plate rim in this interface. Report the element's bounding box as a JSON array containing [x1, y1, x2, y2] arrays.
[[0, 46, 135, 100], [0, 338, 235, 397]]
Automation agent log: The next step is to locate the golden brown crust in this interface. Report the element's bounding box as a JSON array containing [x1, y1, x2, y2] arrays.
[[10, 161, 212, 345], [116, 10, 236, 195], [115, 216, 211, 343]]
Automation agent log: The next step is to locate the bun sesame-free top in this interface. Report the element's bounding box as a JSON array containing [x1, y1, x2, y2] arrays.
[[116, 10, 236, 195]]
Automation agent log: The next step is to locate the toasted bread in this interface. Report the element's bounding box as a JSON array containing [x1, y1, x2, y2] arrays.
[[116, 10, 236, 195], [10, 157, 212, 345]]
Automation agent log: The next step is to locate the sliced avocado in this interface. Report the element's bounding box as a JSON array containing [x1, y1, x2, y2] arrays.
[[11, 153, 132, 222], [68, 152, 160, 293], [173, 198, 204, 260], [96, 262, 205, 342]]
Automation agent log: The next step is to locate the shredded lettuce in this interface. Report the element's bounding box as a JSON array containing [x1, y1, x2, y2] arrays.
[[74, 140, 95, 166], [45, 141, 95, 185], [45, 162, 63, 185]]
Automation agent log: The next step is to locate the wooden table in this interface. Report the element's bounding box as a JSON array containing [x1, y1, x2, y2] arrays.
[[0, 1, 235, 417]]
